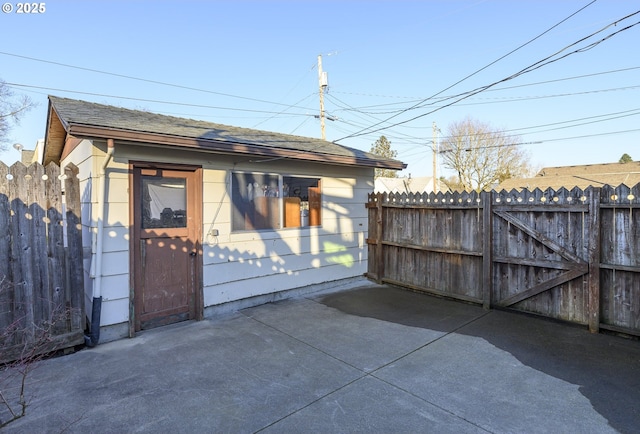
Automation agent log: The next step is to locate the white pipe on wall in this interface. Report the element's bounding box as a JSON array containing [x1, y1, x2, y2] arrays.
[[86, 138, 115, 346], [93, 138, 115, 299]]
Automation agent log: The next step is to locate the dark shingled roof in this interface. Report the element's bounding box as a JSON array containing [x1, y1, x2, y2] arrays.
[[497, 162, 640, 191], [47, 96, 406, 170]]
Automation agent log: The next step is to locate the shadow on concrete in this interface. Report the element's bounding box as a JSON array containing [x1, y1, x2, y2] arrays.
[[318, 284, 640, 434]]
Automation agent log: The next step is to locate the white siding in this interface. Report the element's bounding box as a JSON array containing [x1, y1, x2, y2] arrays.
[[201, 163, 371, 306], [62, 139, 130, 328], [61, 139, 99, 324], [99, 297, 129, 325], [62, 141, 374, 332]]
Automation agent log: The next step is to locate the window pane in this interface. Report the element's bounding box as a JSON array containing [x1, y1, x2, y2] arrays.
[[283, 177, 321, 227], [231, 173, 280, 231], [141, 177, 187, 228]]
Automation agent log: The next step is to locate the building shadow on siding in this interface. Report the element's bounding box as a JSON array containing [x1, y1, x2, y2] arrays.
[[201, 171, 365, 305]]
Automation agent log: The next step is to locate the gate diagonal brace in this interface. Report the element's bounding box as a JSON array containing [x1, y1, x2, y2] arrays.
[[494, 211, 587, 265], [494, 211, 589, 307], [498, 266, 588, 307]]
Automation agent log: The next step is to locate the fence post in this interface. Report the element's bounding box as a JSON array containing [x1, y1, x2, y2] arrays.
[[481, 191, 492, 309], [64, 163, 85, 331], [587, 187, 601, 333], [375, 192, 384, 284]]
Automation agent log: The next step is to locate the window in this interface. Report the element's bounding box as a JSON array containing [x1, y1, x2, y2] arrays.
[[283, 176, 321, 228], [231, 172, 321, 231], [141, 176, 187, 229]]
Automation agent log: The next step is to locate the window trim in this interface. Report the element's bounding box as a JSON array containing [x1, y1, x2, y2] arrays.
[[230, 171, 322, 233]]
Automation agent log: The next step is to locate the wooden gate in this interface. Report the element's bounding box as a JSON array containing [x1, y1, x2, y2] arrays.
[[366, 184, 640, 336], [490, 188, 597, 328]]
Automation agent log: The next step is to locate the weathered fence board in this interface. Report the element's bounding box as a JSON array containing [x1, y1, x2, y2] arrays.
[[0, 162, 84, 364], [367, 183, 640, 337], [598, 184, 640, 333]]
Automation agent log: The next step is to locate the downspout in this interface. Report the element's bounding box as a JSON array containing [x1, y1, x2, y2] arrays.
[[85, 138, 114, 347]]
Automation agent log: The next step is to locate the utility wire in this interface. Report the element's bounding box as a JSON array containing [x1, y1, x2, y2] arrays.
[[253, 92, 317, 128], [252, 62, 317, 128], [332, 65, 640, 108], [0, 50, 311, 110], [402, 13, 640, 113], [351, 69, 640, 111], [404, 127, 640, 160], [396, 108, 640, 162], [4, 83, 318, 117], [335, 14, 640, 140], [334, 0, 600, 141], [331, 83, 640, 116], [479, 66, 640, 92], [454, 84, 640, 105], [439, 128, 640, 152]]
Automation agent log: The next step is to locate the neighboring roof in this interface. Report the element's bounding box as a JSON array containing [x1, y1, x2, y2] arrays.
[[44, 96, 406, 170], [497, 162, 640, 191], [374, 176, 447, 193]]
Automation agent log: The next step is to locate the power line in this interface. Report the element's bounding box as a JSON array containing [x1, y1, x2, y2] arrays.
[[480, 66, 640, 92], [454, 84, 640, 105], [327, 81, 640, 141], [332, 65, 640, 107], [335, 8, 640, 141], [436, 128, 640, 154], [392, 108, 640, 162], [252, 92, 317, 128], [288, 116, 313, 135], [0, 50, 310, 110], [415, 111, 640, 155], [331, 83, 640, 116], [334, 0, 600, 141], [252, 61, 317, 128], [4, 82, 318, 117], [325, 106, 429, 145], [535, 128, 640, 143]]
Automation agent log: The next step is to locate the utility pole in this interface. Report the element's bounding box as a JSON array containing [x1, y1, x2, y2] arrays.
[[432, 121, 438, 192], [318, 54, 328, 140]]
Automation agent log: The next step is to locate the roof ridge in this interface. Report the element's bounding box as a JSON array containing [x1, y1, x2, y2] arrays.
[[46, 95, 407, 170]]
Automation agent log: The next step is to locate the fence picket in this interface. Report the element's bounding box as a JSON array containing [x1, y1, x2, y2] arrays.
[[0, 163, 11, 336], [0, 162, 84, 364], [369, 183, 640, 336]]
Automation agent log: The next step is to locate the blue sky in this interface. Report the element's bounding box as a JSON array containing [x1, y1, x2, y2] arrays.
[[1, 0, 638, 178]]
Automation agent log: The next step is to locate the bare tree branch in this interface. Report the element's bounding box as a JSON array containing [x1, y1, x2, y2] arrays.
[[0, 80, 36, 151], [440, 117, 534, 191]]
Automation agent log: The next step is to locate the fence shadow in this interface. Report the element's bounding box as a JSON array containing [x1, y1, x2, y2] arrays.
[[318, 284, 640, 434], [0, 162, 84, 364]]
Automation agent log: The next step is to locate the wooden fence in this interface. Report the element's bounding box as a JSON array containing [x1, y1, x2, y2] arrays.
[[0, 162, 84, 364], [367, 183, 640, 337]]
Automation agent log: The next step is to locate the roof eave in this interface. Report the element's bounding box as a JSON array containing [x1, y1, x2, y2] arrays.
[[66, 123, 406, 170], [43, 100, 71, 165]]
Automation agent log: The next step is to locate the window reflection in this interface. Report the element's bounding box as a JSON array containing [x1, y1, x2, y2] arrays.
[[230, 172, 321, 231], [283, 176, 321, 228], [141, 177, 187, 228]]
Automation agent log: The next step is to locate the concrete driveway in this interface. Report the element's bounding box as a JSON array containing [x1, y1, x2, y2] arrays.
[[2, 281, 639, 433]]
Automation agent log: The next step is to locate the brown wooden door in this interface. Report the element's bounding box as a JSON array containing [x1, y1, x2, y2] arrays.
[[132, 164, 202, 331]]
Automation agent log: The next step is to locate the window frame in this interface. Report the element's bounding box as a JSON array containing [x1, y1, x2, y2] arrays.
[[230, 171, 322, 232]]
